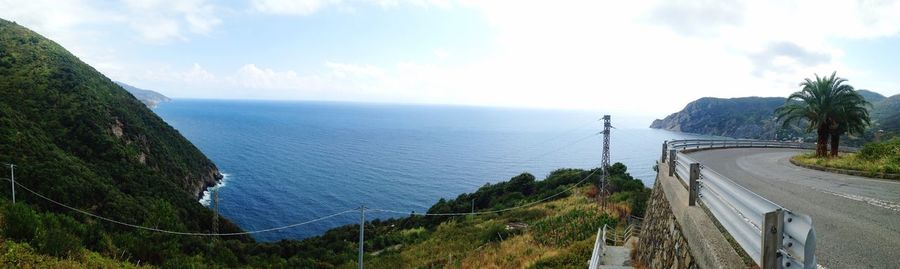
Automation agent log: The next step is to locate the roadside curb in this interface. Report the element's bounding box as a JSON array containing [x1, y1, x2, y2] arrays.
[[789, 158, 900, 180]]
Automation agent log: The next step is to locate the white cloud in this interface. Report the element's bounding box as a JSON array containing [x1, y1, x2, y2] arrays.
[[121, 0, 221, 42], [250, 0, 338, 16], [433, 49, 450, 60], [234, 64, 305, 89], [249, 0, 454, 15], [0, 0, 221, 44], [184, 63, 217, 83]]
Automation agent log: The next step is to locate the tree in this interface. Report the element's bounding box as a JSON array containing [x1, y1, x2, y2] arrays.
[[776, 72, 871, 158]]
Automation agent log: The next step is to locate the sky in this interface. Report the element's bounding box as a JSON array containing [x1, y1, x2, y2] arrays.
[[2, 0, 900, 118]]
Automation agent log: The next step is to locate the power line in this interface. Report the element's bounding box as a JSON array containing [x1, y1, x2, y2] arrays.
[[0, 132, 601, 236], [2, 178, 355, 236], [0, 118, 607, 238]]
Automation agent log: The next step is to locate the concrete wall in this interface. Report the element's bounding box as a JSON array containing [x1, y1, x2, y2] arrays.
[[634, 162, 746, 269]]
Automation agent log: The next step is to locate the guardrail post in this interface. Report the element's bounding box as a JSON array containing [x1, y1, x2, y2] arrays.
[[689, 163, 700, 206], [762, 209, 785, 269], [668, 150, 676, 177], [661, 141, 668, 163]]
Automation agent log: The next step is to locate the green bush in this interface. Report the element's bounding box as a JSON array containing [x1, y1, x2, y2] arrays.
[[34, 227, 81, 258], [630, 188, 651, 217], [859, 138, 900, 161], [480, 222, 519, 244], [2, 203, 40, 242], [608, 191, 631, 203]]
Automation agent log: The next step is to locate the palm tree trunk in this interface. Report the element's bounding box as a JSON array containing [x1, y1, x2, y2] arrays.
[[816, 126, 828, 158], [830, 132, 841, 158]]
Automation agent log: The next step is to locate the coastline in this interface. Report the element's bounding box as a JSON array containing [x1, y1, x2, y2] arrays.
[[199, 173, 229, 206]]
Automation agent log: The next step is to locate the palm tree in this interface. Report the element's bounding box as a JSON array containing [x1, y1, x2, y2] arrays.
[[775, 72, 870, 158], [828, 98, 870, 157]]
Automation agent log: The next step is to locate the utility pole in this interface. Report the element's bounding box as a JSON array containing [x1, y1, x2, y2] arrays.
[[358, 205, 366, 269], [471, 199, 474, 214], [4, 163, 14, 204], [599, 115, 611, 200]]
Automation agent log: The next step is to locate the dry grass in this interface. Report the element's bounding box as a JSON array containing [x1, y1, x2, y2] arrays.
[[362, 186, 630, 269], [793, 152, 900, 175], [459, 234, 553, 269]]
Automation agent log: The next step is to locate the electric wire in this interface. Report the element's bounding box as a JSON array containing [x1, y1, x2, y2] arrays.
[[2, 178, 355, 236], [0, 117, 609, 235]]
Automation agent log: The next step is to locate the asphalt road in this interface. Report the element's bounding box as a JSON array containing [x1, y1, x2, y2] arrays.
[[688, 148, 900, 269]]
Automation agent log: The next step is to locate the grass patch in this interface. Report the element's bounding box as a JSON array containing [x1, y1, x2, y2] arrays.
[[793, 138, 900, 175]]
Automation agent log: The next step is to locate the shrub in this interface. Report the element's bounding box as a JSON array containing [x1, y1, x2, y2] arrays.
[[859, 138, 900, 161], [630, 188, 651, 217], [480, 222, 519, 243], [2, 203, 40, 242], [608, 191, 631, 203], [34, 227, 81, 258]]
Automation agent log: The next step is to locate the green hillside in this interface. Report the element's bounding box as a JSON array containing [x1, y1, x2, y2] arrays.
[[114, 81, 171, 108], [873, 95, 900, 131], [0, 18, 252, 266], [649, 97, 795, 139], [857, 89, 887, 103], [652, 91, 900, 141]]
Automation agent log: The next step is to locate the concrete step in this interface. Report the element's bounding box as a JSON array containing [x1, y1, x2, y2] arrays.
[[601, 246, 632, 266]]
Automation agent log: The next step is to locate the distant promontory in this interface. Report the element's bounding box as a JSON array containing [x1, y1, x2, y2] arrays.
[[115, 81, 171, 108], [651, 90, 900, 140]]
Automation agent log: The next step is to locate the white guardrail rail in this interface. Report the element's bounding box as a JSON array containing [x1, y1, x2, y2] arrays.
[[588, 224, 607, 269], [663, 139, 820, 269]]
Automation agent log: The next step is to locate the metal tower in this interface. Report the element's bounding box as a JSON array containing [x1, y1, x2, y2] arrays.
[[599, 115, 611, 199], [601, 115, 611, 172], [212, 188, 219, 235]]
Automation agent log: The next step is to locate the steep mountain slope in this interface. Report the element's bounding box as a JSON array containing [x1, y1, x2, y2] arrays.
[[114, 81, 171, 108], [649, 97, 788, 139], [857, 89, 887, 103], [0, 18, 246, 265], [873, 94, 900, 131]]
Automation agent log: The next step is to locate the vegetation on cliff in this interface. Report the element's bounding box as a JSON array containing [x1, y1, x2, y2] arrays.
[[345, 164, 648, 268], [0, 17, 250, 266], [649, 97, 794, 139]]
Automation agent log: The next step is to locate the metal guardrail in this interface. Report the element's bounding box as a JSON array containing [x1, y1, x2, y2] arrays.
[[663, 139, 818, 269], [667, 139, 858, 153], [588, 224, 608, 269]]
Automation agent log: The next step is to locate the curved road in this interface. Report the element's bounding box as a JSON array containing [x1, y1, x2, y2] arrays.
[[688, 148, 900, 269]]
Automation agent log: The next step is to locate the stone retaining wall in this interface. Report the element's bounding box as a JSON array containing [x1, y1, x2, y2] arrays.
[[634, 179, 696, 269]]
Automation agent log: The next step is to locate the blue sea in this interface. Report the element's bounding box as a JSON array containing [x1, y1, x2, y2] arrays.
[[154, 100, 710, 241]]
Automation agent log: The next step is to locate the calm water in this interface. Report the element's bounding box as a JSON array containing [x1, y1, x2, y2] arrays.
[[154, 100, 710, 241]]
